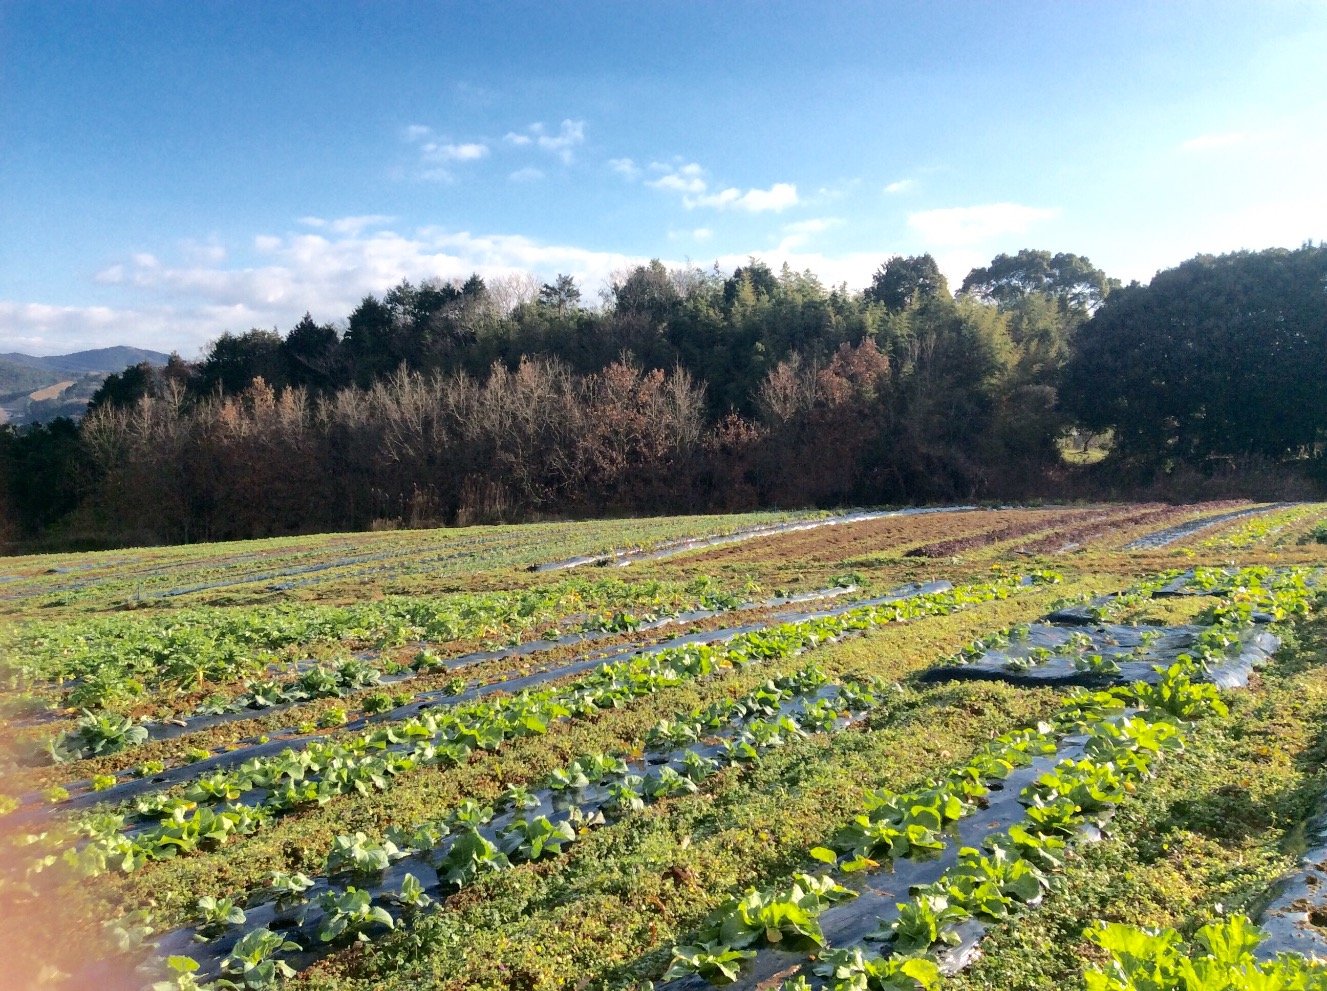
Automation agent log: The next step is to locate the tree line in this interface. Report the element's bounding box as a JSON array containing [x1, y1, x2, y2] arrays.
[[2, 244, 1324, 548]]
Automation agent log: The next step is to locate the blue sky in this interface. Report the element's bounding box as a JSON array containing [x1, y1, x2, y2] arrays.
[[1, 1, 1325, 355]]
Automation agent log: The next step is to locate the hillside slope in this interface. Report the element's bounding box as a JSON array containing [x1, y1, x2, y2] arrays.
[[0, 346, 170, 424]]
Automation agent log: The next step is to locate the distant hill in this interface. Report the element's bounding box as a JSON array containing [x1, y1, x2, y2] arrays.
[[0, 346, 170, 425], [0, 360, 57, 397], [0, 346, 170, 376]]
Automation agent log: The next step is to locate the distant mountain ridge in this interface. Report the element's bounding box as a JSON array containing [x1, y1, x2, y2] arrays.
[[0, 346, 171, 425], [0, 346, 171, 376]]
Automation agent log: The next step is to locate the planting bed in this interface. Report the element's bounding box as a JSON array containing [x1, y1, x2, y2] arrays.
[[1121, 503, 1286, 550], [651, 508, 1059, 575], [901, 507, 1118, 559], [529, 508, 978, 572], [3, 503, 1327, 991]]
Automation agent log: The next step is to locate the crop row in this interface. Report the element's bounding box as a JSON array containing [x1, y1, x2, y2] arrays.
[[1082, 915, 1327, 990], [1195, 504, 1321, 550], [1122, 504, 1283, 551], [1012, 503, 1182, 555], [63, 565, 1307, 989], [663, 656, 1234, 989], [46, 580, 838, 767], [901, 508, 1114, 559], [0, 511, 803, 611], [41, 584, 898, 811], [46, 576, 1043, 881], [10, 575, 754, 704], [654, 568, 1322, 989], [143, 664, 884, 987], [530, 509, 940, 572]]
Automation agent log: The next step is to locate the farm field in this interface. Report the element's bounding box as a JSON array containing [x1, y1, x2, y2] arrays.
[[3, 500, 1327, 991]]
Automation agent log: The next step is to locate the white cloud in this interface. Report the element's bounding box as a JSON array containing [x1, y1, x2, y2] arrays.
[[0, 221, 671, 354], [884, 178, 916, 194], [608, 157, 640, 179], [505, 119, 585, 163], [509, 167, 545, 183], [3, 218, 930, 355], [777, 217, 841, 251], [647, 162, 799, 213], [536, 119, 585, 162], [0, 300, 212, 356], [402, 125, 489, 179], [688, 182, 799, 213], [325, 215, 395, 236], [427, 142, 489, 162], [648, 162, 707, 195], [708, 246, 884, 289], [667, 227, 714, 242], [783, 218, 839, 235], [907, 203, 1060, 246], [931, 250, 992, 289]]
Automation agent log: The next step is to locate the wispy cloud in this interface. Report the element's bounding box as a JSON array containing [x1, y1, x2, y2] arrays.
[[667, 227, 713, 242], [430, 142, 489, 162], [537, 119, 585, 161], [608, 157, 640, 179], [884, 178, 916, 194], [783, 217, 840, 235], [505, 119, 586, 163], [401, 125, 490, 180], [907, 203, 1059, 246], [691, 183, 799, 212], [315, 216, 392, 237], [648, 161, 799, 213], [22, 220, 662, 354], [777, 217, 841, 251], [12, 227, 918, 355], [10, 215, 1019, 354], [647, 162, 707, 194]]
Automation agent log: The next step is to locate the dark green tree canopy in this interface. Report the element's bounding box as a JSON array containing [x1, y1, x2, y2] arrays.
[[610, 260, 681, 319], [342, 278, 482, 382], [538, 274, 582, 312], [197, 329, 286, 395], [722, 261, 779, 308], [961, 249, 1117, 311], [88, 361, 159, 411], [283, 313, 342, 390], [865, 254, 950, 311], [1062, 244, 1327, 466]]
